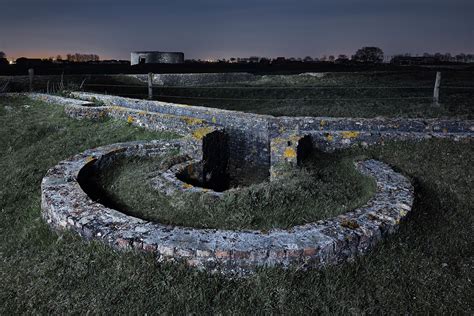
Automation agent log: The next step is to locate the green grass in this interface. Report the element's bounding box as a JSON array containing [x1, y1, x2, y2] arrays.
[[5, 71, 473, 118], [1, 95, 473, 313], [93, 152, 375, 230], [80, 71, 474, 119]]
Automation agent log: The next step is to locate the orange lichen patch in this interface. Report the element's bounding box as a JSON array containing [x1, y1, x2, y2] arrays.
[[85, 156, 96, 163], [192, 127, 214, 139], [182, 117, 204, 125], [187, 164, 194, 174], [341, 131, 360, 139], [182, 183, 193, 189], [127, 115, 134, 124], [340, 219, 360, 229], [283, 147, 297, 159]]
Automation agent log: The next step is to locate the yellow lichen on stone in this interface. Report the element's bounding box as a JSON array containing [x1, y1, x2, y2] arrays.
[[211, 116, 217, 124], [283, 147, 297, 159], [182, 183, 193, 189], [271, 137, 286, 144], [111, 106, 126, 112], [138, 111, 146, 115], [320, 120, 326, 126], [326, 134, 334, 142], [289, 135, 301, 143], [86, 156, 96, 163], [192, 127, 214, 139], [127, 115, 134, 124], [182, 117, 204, 125], [341, 131, 360, 139], [340, 219, 360, 229]]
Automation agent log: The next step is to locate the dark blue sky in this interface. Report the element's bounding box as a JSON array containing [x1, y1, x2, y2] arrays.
[[1, 0, 473, 60]]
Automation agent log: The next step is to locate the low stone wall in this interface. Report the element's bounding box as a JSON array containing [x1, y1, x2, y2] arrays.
[[28, 92, 473, 275], [68, 92, 272, 177], [27, 93, 227, 162], [41, 140, 414, 275], [65, 92, 473, 178]]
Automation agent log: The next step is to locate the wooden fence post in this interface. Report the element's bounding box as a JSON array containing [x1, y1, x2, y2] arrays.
[[148, 72, 153, 100], [46, 81, 50, 94], [433, 71, 441, 106], [28, 68, 34, 92]]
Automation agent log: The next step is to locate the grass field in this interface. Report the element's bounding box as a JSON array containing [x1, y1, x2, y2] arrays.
[[1, 95, 473, 313], [94, 152, 375, 230], [79, 70, 474, 118]]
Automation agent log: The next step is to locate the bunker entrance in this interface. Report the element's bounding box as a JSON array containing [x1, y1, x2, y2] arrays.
[[176, 161, 230, 192], [297, 135, 313, 166], [176, 131, 269, 192]]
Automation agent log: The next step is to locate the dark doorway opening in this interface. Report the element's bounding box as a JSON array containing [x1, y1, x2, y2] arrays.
[[297, 135, 313, 166]]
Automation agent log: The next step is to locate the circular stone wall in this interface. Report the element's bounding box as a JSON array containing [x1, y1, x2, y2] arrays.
[[41, 140, 414, 275]]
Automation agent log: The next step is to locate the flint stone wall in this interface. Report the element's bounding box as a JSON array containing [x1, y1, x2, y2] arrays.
[[68, 92, 272, 177], [66, 92, 473, 176], [30, 92, 472, 274], [41, 140, 414, 275]]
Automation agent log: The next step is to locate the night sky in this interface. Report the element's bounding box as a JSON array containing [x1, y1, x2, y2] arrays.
[[1, 0, 473, 60]]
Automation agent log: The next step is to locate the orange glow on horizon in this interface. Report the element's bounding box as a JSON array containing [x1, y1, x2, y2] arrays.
[[7, 50, 114, 60]]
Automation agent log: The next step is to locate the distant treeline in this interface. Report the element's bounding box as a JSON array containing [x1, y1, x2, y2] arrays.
[[1, 47, 473, 75], [3, 62, 474, 76]]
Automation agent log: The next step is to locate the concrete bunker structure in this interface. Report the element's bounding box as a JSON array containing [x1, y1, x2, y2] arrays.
[[131, 51, 184, 65], [26, 92, 473, 275]]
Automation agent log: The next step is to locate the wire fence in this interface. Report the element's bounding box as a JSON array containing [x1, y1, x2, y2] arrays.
[[81, 83, 474, 90], [74, 77, 473, 104], [86, 93, 436, 102], [4, 70, 473, 105]]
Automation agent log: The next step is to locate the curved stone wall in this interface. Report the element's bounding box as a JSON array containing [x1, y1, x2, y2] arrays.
[[24, 91, 472, 275], [41, 140, 414, 275]]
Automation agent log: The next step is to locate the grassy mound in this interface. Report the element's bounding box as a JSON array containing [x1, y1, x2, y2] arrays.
[[93, 152, 375, 230], [1, 95, 472, 314]]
